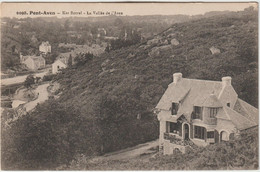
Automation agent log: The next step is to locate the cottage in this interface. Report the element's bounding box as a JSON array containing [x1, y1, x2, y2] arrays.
[[156, 73, 258, 155], [52, 53, 75, 74], [20, 54, 46, 70], [39, 41, 51, 54], [52, 58, 68, 74]]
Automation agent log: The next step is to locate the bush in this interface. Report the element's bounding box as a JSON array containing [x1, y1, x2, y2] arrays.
[[24, 74, 35, 88], [42, 74, 55, 82]]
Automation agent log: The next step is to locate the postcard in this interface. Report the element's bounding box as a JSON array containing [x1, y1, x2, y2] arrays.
[[1, 2, 258, 170]]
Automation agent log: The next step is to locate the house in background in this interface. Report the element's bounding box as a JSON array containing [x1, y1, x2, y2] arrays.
[[20, 54, 46, 70], [52, 53, 75, 74], [156, 73, 258, 155], [52, 58, 68, 74], [39, 41, 51, 54]]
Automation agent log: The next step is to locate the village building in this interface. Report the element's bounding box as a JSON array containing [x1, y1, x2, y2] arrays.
[[39, 41, 51, 54], [20, 54, 46, 70], [52, 53, 76, 74], [156, 73, 258, 155], [52, 58, 68, 74]]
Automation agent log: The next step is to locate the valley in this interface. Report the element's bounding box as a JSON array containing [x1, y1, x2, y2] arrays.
[[1, 5, 258, 170]]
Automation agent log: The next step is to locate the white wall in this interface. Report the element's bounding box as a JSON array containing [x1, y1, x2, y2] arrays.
[[24, 58, 36, 70], [52, 60, 67, 74]]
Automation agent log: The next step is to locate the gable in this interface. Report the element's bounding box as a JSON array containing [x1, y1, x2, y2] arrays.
[[218, 85, 238, 109], [54, 59, 67, 67]]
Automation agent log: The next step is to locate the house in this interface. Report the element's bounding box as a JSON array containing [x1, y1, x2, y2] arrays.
[[39, 41, 51, 54], [156, 73, 258, 155], [52, 53, 75, 74], [20, 54, 45, 70], [52, 58, 68, 74]]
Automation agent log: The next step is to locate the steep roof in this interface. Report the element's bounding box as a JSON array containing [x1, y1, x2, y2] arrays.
[[25, 55, 45, 62], [233, 98, 259, 126], [40, 41, 51, 46], [202, 94, 222, 107], [30, 56, 45, 61], [223, 106, 257, 130], [56, 52, 76, 65], [156, 75, 258, 131], [156, 78, 223, 111]]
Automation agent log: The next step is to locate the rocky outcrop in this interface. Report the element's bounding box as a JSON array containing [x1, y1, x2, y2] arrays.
[[101, 59, 110, 71], [171, 39, 180, 46], [127, 53, 135, 58], [147, 38, 160, 45], [149, 45, 172, 57], [210, 46, 221, 54]]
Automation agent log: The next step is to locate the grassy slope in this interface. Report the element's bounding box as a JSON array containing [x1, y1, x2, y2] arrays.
[[55, 9, 258, 169], [57, 10, 258, 112], [55, 8, 257, 148]]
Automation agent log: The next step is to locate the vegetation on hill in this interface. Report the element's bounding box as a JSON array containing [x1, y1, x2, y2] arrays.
[[1, 15, 173, 71], [1, 8, 258, 170], [68, 127, 258, 170]]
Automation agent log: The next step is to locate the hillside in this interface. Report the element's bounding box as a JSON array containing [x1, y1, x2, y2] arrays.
[[68, 127, 258, 170], [1, 9, 258, 170]]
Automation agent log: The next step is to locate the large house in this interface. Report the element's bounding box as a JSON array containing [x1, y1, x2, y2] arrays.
[[156, 73, 258, 155], [39, 41, 51, 54], [20, 54, 46, 70]]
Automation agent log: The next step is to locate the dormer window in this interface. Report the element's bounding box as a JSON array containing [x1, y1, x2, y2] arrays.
[[171, 102, 179, 115], [192, 106, 203, 120], [210, 108, 218, 118]]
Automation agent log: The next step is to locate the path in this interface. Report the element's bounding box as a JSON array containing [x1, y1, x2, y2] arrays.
[[24, 83, 50, 112], [1, 71, 47, 86], [91, 139, 158, 162]]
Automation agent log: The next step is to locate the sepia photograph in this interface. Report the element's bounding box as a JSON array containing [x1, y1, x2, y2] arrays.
[[1, 2, 259, 170]]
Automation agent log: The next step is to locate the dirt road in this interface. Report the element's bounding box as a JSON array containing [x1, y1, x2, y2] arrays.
[[24, 83, 50, 112], [91, 139, 158, 162], [1, 71, 47, 86]]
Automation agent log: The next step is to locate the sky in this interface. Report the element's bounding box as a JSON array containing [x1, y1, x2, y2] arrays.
[[1, 2, 257, 18]]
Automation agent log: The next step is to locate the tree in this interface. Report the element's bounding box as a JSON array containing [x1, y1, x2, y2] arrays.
[[24, 74, 35, 88], [35, 77, 41, 84], [68, 54, 72, 67]]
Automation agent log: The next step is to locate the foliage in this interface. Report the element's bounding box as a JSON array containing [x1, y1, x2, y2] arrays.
[[1, 15, 173, 71], [1, 100, 101, 170], [24, 74, 35, 88], [42, 74, 56, 82], [74, 52, 94, 66], [68, 54, 73, 67], [67, 128, 258, 170]]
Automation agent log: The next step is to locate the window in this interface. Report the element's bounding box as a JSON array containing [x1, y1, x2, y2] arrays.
[[171, 103, 179, 115], [170, 122, 177, 133], [192, 106, 203, 120], [167, 122, 178, 133], [207, 131, 214, 138], [227, 103, 230, 107], [210, 108, 218, 118], [194, 126, 205, 140]]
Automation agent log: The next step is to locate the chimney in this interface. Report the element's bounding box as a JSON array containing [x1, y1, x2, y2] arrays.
[[222, 76, 232, 87], [173, 73, 182, 84]]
